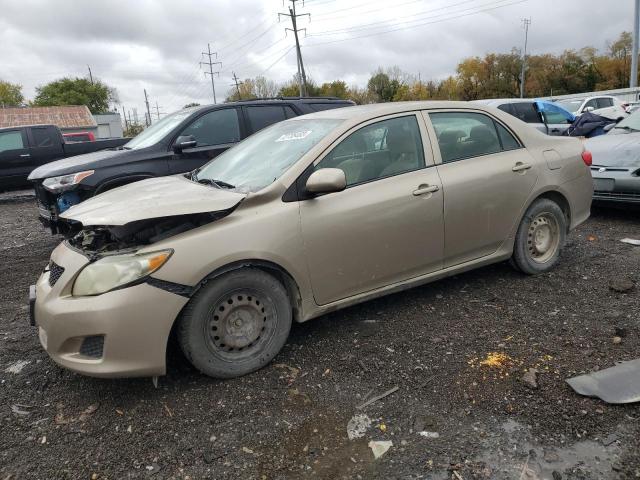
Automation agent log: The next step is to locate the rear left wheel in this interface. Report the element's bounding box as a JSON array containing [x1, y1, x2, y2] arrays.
[[177, 269, 292, 378], [511, 198, 566, 275]]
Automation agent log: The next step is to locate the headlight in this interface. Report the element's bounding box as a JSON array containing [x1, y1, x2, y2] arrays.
[[72, 250, 172, 296], [42, 170, 94, 193]]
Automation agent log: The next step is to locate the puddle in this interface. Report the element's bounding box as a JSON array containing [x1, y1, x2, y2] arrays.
[[477, 420, 621, 479]]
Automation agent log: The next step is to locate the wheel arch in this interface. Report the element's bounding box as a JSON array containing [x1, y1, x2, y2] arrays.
[[191, 260, 304, 323], [534, 189, 572, 232]]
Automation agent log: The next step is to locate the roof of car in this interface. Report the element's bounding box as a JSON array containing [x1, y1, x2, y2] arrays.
[[299, 100, 498, 121], [471, 98, 536, 106]]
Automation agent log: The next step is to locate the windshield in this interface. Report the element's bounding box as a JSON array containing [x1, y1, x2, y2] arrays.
[[195, 118, 343, 193], [124, 109, 194, 150], [556, 99, 583, 114], [614, 109, 640, 131]]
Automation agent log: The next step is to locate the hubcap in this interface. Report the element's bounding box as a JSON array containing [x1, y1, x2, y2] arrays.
[[527, 213, 560, 264], [207, 293, 269, 355]]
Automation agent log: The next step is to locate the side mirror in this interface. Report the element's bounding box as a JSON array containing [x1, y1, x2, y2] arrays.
[[584, 106, 595, 113], [604, 123, 615, 132], [305, 168, 346, 195], [173, 135, 197, 152]]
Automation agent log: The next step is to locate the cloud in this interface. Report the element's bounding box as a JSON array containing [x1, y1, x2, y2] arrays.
[[0, 0, 633, 116]]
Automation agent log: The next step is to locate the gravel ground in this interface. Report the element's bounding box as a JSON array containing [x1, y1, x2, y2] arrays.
[[0, 198, 639, 480]]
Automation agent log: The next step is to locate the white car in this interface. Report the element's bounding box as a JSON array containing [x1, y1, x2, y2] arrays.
[[556, 96, 628, 121]]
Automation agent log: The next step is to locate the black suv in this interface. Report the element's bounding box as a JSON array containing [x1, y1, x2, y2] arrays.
[[29, 97, 354, 232]]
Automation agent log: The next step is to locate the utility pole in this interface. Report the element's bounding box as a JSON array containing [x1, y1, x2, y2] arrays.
[[143, 89, 152, 126], [200, 43, 222, 103], [519, 18, 531, 99], [231, 72, 243, 99], [87, 65, 93, 84], [154, 101, 165, 120], [632, 0, 639, 88], [121, 105, 128, 131], [279, 0, 310, 97]]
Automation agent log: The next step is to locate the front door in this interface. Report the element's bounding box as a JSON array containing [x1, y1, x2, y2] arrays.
[[427, 110, 538, 268], [168, 107, 242, 174], [299, 114, 444, 306]]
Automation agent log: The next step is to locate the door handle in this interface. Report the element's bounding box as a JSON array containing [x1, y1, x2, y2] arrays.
[[19, 154, 31, 158], [512, 162, 532, 172], [413, 184, 439, 196]]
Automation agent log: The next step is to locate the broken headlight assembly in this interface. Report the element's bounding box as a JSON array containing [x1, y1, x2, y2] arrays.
[[72, 250, 172, 296], [42, 170, 94, 193]]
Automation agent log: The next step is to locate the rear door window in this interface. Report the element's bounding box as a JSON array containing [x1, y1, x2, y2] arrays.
[[596, 97, 614, 109], [31, 128, 54, 147], [510, 103, 540, 123], [0, 131, 24, 153], [246, 106, 287, 133], [179, 108, 240, 147], [429, 111, 519, 163]]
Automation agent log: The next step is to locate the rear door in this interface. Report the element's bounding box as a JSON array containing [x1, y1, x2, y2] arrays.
[[27, 126, 65, 166], [299, 113, 444, 305], [0, 128, 31, 184], [243, 105, 292, 135], [168, 107, 242, 174], [425, 110, 538, 267], [595, 97, 618, 118]]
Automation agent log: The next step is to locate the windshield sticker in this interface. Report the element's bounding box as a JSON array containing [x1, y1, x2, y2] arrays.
[[276, 130, 312, 142]]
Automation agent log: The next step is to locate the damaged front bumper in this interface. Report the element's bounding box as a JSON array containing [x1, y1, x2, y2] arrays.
[[33, 242, 190, 378], [34, 184, 82, 234]]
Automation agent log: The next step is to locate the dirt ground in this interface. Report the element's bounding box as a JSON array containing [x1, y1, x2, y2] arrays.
[[0, 197, 639, 480]]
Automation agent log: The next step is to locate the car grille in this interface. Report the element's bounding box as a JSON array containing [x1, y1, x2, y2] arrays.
[[594, 190, 640, 199], [79, 336, 104, 358], [48, 261, 65, 287]]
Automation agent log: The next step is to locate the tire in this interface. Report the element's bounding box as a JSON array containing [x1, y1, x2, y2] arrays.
[[177, 269, 292, 378], [511, 198, 566, 275]]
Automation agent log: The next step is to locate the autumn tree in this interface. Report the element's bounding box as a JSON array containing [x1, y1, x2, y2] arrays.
[[0, 80, 24, 107]]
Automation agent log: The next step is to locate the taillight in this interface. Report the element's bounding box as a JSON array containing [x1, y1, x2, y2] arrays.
[[582, 150, 592, 166]]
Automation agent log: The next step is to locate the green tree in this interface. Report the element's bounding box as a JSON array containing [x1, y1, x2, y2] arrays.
[[0, 80, 24, 106], [32, 77, 118, 113], [319, 80, 350, 99], [367, 69, 401, 102], [183, 102, 200, 108]]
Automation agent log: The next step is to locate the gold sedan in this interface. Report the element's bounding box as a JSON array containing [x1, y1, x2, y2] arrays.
[[31, 101, 593, 379]]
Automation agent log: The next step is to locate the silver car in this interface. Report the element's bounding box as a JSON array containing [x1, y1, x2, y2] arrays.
[[472, 99, 573, 136], [587, 110, 640, 204]]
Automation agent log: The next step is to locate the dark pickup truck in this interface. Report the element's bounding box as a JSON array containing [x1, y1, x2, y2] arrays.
[[0, 124, 129, 188], [29, 97, 354, 233]]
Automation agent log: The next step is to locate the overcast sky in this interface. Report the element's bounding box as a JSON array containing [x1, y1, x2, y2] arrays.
[[0, 0, 633, 120]]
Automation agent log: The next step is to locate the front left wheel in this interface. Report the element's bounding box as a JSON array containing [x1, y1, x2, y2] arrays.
[[177, 269, 292, 379]]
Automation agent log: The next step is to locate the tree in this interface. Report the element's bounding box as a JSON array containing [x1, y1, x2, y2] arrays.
[[318, 80, 350, 99], [367, 68, 401, 102], [123, 124, 144, 137], [32, 77, 118, 113], [183, 102, 200, 108], [0, 80, 24, 107]]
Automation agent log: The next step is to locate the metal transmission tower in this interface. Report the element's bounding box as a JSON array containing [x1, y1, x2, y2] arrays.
[[279, 0, 310, 97], [632, 0, 639, 88], [519, 18, 531, 99], [200, 43, 222, 104], [231, 72, 244, 99]]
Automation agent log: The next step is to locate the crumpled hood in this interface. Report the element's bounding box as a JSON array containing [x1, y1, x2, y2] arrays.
[[61, 175, 247, 226], [28, 148, 128, 180], [586, 131, 640, 168]]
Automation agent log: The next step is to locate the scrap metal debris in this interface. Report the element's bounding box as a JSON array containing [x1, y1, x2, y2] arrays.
[[5, 360, 30, 374], [368, 440, 392, 459], [347, 413, 372, 440], [418, 431, 440, 439], [566, 359, 640, 404], [620, 238, 640, 246], [356, 386, 399, 410]]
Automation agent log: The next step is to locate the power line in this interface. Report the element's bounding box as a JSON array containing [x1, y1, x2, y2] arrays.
[[200, 43, 222, 103], [279, 0, 310, 96], [305, 0, 529, 47]]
